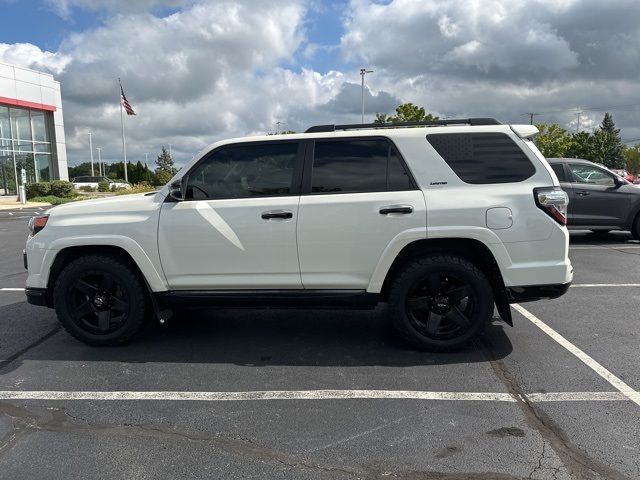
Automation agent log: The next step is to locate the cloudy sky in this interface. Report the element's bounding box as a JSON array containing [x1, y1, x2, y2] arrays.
[[2, 0, 640, 167]]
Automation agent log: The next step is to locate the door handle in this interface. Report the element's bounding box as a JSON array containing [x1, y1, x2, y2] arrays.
[[261, 210, 293, 220], [576, 191, 590, 196], [379, 205, 413, 215]]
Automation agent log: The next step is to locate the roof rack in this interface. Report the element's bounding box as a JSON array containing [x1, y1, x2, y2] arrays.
[[304, 118, 501, 133]]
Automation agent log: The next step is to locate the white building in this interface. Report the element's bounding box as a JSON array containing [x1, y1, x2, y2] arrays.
[[0, 61, 67, 196]]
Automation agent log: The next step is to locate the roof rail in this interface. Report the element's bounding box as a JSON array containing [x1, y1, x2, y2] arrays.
[[304, 118, 501, 133]]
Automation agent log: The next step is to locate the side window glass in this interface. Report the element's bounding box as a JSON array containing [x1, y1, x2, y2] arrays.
[[427, 133, 536, 184], [185, 142, 298, 200], [388, 146, 414, 191], [550, 164, 566, 182], [569, 165, 615, 186], [312, 140, 388, 194], [311, 139, 415, 194]]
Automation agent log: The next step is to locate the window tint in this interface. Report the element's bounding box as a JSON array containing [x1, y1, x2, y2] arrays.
[[186, 142, 299, 200], [569, 164, 615, 186], [550, 163, 566, 182], [426, 133, 536, 184], [311, 139, 414, 194]]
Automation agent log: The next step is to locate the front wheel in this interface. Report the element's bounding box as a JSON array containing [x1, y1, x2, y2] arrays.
[[388, 255, 494, 352], [53, 254, 149, 346]]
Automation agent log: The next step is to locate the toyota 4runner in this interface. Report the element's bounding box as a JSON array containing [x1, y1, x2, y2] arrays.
[[24, 118, 573, 351]]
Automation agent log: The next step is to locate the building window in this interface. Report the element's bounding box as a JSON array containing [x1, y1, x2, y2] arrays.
[[0, 105, 54, 195]]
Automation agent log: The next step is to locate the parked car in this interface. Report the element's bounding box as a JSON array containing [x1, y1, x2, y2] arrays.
[[610, 169, 635, 183], [547, 158, 640, 237], [72, 176, 131, 190], [25, 119, 572, 351]]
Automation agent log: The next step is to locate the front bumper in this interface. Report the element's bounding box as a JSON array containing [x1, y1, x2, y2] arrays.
[[25, 287, 49, 307], [506, 282, 571, 303]]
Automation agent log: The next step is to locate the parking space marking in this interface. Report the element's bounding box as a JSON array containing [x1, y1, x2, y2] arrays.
[[0, 288, 24, 292], [570, 245, 640, 250], [571, 284, 640, 287], [0, 390, 631, 403], [512, 304, 640, 407]]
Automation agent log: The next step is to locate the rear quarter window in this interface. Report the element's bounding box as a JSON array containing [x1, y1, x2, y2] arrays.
[[426, 133, 536, 184]]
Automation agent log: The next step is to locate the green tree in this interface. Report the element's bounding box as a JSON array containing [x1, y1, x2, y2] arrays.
[[534, 124, 573, 158], [374, 103, 439, 124], [624, 145, 640, 176], [154, 146, 177, 185], [598, 113, 625, 168]]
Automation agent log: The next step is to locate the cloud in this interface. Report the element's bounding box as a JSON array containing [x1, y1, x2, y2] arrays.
[[45, 0, 191, 17], [0, 43, 70, 75]]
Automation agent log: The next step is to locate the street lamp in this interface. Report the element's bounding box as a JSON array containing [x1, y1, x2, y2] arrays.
[[360, 68, 373, 123], [88, 132, 94, 175], [96, 147, 102, 176]]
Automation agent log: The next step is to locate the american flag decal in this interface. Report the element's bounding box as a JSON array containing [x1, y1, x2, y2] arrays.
[[120, 84, 136, 116]]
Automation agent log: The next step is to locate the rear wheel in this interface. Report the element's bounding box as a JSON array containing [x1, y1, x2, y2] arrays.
[[632, 215, 640, 240], [388, 254, 493, 352], [53, 254, 149, 346]]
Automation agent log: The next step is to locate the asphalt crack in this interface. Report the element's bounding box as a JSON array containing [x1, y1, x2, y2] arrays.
[[478, 338, 632, 480]]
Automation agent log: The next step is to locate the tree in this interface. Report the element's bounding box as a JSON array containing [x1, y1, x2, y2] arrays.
[[534, 124, 573, 158], [598, 113, 625, 168], [374, 102, 439, 124], [624, 145, 640, 176], [154, 146, 177, 185]]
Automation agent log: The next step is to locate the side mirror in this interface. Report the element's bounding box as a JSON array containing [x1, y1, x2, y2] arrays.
[[169, 179, 184, 201], [613, 176, 624, 188]]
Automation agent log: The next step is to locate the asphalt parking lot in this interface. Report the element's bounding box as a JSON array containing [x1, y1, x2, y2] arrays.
[[0, 208, 639, 479]]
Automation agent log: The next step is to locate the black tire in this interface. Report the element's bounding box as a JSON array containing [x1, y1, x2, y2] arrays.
[[632, 215, 640, 240], [388, 254, 493, 352], [53, 254, 149, 346]]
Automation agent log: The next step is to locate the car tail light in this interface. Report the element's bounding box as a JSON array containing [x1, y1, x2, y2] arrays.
[[534, 187, 568, 225], [28, 215, 49, 235]]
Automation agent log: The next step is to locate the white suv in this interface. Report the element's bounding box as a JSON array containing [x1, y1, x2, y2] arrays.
[[24, 118, 572, 351]]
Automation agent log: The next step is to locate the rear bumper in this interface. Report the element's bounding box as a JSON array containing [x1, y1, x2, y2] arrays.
[[25, 287, 49, 307], [507, 282, 571, 303]]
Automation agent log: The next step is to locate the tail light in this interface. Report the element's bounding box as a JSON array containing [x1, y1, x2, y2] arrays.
[[28, 215, 49, 235], [534, 187, 568, 225]]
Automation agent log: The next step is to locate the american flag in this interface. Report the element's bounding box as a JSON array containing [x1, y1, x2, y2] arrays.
[[120, 83, 136, 116]]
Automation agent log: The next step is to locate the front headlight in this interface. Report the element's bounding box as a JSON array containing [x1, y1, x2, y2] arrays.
[[28, 215, 49, 235]]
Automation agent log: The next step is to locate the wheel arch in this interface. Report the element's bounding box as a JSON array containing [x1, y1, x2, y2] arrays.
[[376, 238, 512, 325]]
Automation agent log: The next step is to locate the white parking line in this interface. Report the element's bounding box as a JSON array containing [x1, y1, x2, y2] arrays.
[[0, 288, 24, 292], [571, 284, 640, 288], [0, 390, 630, 403], [512, 304, 640, 407]]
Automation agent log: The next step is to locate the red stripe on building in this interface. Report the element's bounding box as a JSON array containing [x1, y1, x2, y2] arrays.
[[0, 96, 57, 112]]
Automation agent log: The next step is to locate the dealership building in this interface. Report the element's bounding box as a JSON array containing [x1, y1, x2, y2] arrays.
[[0, 61, 67, 196]]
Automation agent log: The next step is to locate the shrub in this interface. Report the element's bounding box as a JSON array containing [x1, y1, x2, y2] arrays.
[[79, 185, 96, 192], [113, 182, 156, 195], [30, 195, 77, 205], [50, 180, 75, 198], [25, 182, 51, 199], [98, 181, 110, 192]]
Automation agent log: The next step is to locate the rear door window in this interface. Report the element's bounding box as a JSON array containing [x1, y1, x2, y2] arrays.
[[311, 139, 415, 194], [426, 133, 536, 184]]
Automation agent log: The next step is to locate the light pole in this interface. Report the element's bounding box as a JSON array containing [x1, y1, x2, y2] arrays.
[[360, 68, 373, 123], [88, 132, 94, 175], [96, 147, 102, 176]]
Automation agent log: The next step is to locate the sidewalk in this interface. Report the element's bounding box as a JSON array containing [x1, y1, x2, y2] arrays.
[[0, 198, 51, 210]]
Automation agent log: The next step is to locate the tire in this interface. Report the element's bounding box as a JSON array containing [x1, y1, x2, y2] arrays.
[[388, 254, 494, 352], [632, 215, 640, 240], [53, 254, 150, 346]]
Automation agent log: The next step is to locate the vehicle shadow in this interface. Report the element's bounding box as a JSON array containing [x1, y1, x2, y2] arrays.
[[1, 304, 513, 372], [569, 230, 638, 245]]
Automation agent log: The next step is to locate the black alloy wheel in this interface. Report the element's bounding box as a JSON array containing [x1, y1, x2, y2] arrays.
[[67, 273, 130, 334], [406, 272, 474, 339]]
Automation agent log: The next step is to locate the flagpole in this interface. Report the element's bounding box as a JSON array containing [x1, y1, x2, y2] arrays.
[[118, 78, 129, 183]]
